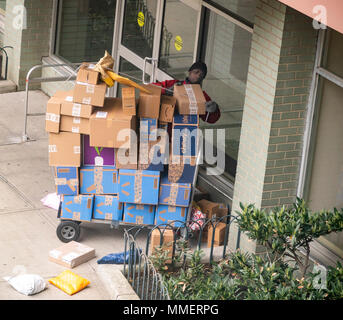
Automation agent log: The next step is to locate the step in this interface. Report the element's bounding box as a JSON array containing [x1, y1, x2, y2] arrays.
[[0, 80, 17, 93]]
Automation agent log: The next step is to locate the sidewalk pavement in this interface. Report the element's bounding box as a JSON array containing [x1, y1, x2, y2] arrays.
[[0, 90, 141, 300]]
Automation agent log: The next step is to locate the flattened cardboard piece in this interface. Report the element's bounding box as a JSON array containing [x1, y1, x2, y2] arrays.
[[89, 97, 136, 148], [123, 203, 155, 225], [54, 166, 79, 196], [118, 169, 160, 205], [76, 63, 100, 85], [121, 86, 136, 116], [60, 194, 94, 222], [46, 97, 61, 133], [49, 240, 95, 268], [60, 115, 90, 135], [80, 166, 118, 195], [83, 134, 115, 167], [93, 195, 123, 221], [155, 205, 188, 228], [138, 84, 161, 118], [48, 132, 81, 167], [173, 84, 206, 115], [159, 95, 176, 123], [73, 81, 107, 107]]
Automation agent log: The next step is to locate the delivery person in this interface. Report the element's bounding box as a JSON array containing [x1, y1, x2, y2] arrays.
[[153, 61, 220, 124]]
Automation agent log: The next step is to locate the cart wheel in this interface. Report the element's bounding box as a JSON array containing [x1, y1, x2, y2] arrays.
[[56, 220, 81, 243]]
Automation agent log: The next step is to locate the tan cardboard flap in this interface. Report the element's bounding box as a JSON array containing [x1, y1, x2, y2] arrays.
[[76, 63, 100, 85]]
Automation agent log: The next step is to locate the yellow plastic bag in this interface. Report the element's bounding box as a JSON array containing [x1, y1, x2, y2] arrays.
[[48, 270, 90, 295]]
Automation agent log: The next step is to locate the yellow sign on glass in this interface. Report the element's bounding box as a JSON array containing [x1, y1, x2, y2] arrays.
[[137, 11, 145, 27], [174, 35, 183, 51]]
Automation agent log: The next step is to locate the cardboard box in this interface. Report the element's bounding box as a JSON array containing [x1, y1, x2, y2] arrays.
[[53, 90, 73, 100], [138, 84, 161, 118], [150, 228, 174, 263], [159, 173, 191, 207], [122, 86, 136, 116], [173, 84, 206, 115], [48, 132, 81, 167], [159, 96, 176, 123], [155, 205, 188, 228], [83, 134, 115, 167], [60, 194, 94, 221], [118, 169, 160, 205], [46, 97, 61, 133], [93, 195, 123, 221], [89, 98, 136, 148], [207, 222, 227, 247], [60, 115, 90, 135], [76, 63, 100, 85], [54, 166, 79, 196], [115, 145, 138, 170], [140, 117, 158, 142], [138, 133, 167, 171], [80, 166, 118, 194], [168, 156, 197, 184], [49, 241, 95, 268], [123, 203, 156, 225], [73, 81, 107, 107], [197, 199, 229, 219]]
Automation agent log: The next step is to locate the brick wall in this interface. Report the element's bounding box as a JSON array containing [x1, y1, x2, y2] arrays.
[[261, 8, 318, 209], [229, 0, 287, 253]]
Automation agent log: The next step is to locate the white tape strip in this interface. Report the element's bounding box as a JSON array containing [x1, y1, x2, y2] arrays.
[[72, 104, 81, 117], [49, 145, 57, 153], [46, 113, 60, 123], [74, 146, 81, 154], [184, 84, 198, 114]]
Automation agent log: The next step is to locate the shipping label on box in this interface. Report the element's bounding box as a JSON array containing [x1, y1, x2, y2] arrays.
[[123, 203, 155, 225], [80, 166, 118, 194], [122, 86, 136, 116], [138, 84, 161, 118], [83, 134, 115, 167], [46, 97, 61, 133], [48, 132, 81, 167], [76, 63, 100, 85], [60, 195, 94, 221], [159, 95, 176, 123], [159, 173, 191, 207], [93, 195, 123, 221], [60, 115, 90, 134], [173, 84, 206, 115], [73, 81, 107, 107], [155, 205, 188, 228], [89, 98, 136, 148], [54, 166, 79, 196], [118, 169, 160, 205]]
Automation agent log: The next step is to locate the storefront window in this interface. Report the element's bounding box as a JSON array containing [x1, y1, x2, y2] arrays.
[[199, 9, 253, 178], [159, 0, 198, 80], [54, 0, 116, 63]]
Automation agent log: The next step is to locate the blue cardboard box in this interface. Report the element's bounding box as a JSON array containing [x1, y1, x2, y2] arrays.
[[80, 166, 118, 194], [140, 118, 157, 142], [168, 157, 197, 184], [159, 173, 191, 207], [123, 203, 156, 225], [93, 195, 123, 221], [155, 205, 188, 227], [54, 166, 79, 195], [60, 194, 94, 221], [172, 114, 199, 158], [118, 169, 160, 205]]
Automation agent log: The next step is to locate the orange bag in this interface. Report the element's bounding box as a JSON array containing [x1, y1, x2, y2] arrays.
[[48, 270, 90, 295]]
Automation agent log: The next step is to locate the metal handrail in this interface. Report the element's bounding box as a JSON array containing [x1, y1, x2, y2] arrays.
[[0, 46, 13, 80], [23, 62, 86, 142]]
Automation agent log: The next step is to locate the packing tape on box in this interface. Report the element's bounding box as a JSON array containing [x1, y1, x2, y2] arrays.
[[72, 104, 81, 117], [168, 183, 179, 206], [104, 195, 113, 206], [49, 145, 57, 153], [134, 171, 143, 203], [74, 146, 81, 154], [184, 84, 198, 114], [74, 195, 82, 204], [46, 113, 60, 123], [82, 97, 91, 105], [73, 117, 81, 124], [94, 166, 104, 194], [72, 127, 80, 133], [55, 177, 67, 186]]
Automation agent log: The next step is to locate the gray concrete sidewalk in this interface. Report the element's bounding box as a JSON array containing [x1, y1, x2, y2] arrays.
[[0, 90, 140, 300]]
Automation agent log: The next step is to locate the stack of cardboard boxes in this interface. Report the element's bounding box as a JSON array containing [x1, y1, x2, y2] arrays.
[[46, 63, 208, 228]]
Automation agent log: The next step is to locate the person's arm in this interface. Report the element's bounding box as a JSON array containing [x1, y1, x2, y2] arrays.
[[200, 91, 221, 124], [152, 79, 178, 95]]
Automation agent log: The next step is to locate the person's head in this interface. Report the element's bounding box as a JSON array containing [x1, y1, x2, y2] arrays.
[[187, 61, 207, 84]]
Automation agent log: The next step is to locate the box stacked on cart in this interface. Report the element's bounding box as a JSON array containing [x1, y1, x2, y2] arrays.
[[45, 59, 207, 228]]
